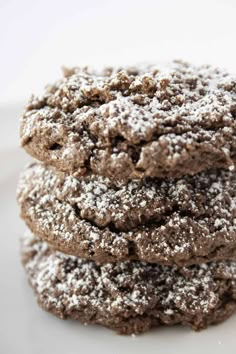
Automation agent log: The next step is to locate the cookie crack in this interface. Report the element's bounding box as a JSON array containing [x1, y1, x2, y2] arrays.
[[70, 201, 213, 234]]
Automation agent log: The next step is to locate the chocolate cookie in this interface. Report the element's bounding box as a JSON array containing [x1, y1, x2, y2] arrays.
[[17, 162, 236, 265], [21, 231, 236, 334], [20, 61, 236, 180]]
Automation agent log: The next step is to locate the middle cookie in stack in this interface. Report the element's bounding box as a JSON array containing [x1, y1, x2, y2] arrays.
[[18, 163, 236, 266]]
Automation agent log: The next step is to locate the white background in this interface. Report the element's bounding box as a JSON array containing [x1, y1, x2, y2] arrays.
[[0, 0, 236, 104]]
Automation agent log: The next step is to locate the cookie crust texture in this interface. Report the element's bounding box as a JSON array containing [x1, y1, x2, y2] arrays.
[[20, 61, 236, 181], [17, 162, 236, 265], [22, 232, 236, 335]]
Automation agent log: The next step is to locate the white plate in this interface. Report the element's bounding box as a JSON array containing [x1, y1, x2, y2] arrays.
[[1, 105, 236, 354]]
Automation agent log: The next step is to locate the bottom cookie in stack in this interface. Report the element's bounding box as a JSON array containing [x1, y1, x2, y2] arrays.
[[21, 231, 236, 335]]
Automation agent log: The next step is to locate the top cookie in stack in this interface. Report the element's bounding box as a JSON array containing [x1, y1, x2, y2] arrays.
[[18, 61, 236, 268], [20, 61, 236, 181]]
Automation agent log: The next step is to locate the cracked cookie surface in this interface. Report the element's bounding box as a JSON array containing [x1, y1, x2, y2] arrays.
[[17, 162, 236, 265], [21, 231, 236, 334], [20, 61, 236, 180]]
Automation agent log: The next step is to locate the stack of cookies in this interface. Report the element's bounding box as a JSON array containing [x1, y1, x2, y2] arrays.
[[17, 61, 236, 334]]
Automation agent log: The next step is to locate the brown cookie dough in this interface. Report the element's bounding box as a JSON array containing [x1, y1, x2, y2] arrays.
[[17, 162, 236, 265], [21, 231, 236, 334], [20, 61, 236, 180]]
